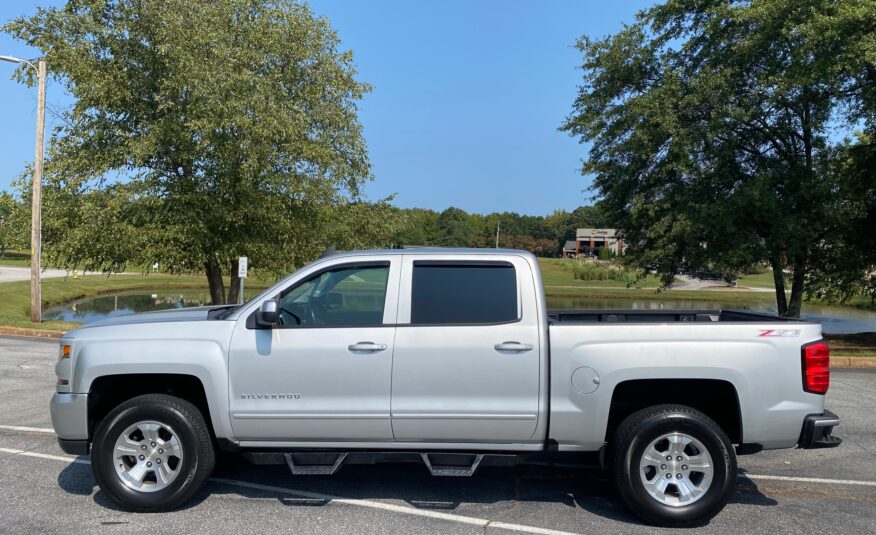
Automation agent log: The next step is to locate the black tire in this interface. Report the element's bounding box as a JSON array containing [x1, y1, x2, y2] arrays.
[[612, 404, 736, 527], [91, 394, 215, 512]]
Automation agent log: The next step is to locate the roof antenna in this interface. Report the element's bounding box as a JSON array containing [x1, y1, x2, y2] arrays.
[[321, 245, 338, 258]]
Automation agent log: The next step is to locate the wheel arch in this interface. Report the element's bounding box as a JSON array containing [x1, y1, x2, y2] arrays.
[[606, 379, 743, 444], [87, 373, 215, 441]]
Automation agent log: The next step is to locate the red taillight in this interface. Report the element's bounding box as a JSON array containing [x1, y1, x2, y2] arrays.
[[802, 341, 830, 394]]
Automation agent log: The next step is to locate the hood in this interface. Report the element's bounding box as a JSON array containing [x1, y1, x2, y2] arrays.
[[73, 305, 236, 330]]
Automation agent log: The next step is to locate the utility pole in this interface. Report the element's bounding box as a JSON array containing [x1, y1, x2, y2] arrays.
[[31, 59, 46, 323], [0, 55, 46, 323], [495, 219, 500, 248]]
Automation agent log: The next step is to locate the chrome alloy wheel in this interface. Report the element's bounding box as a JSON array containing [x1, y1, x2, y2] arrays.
[[112, 420, 184, 492], [639, 432, 714, 506]]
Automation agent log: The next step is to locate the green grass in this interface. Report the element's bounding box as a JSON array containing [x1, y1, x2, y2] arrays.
[[736, 270, 777, 289], [0, 273, 272, 331], [0, 250, 32, 267], [538, 258, 661, 289]]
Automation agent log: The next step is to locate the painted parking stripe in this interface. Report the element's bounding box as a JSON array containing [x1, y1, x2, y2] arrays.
[[3, 426, 876, 491], [0, 424, 56, 434], [0, 446, 580, 535], [743, 473, 876, 487], [0, 447, 90, 464]]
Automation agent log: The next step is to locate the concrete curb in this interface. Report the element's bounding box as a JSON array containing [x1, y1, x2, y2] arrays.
[[0, 326, 64, 339]]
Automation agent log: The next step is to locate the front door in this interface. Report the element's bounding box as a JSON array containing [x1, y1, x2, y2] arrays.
[[228, 257, 400, 442], [390, 256, 542, 443]]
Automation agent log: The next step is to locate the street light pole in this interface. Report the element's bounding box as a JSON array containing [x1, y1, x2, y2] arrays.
[[0, 55, 46, 322]]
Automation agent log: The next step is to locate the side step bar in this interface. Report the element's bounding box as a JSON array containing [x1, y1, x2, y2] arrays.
[[420, 453, 484, 477], [270, 451, 505, 477], [284, 452, 348, 475]]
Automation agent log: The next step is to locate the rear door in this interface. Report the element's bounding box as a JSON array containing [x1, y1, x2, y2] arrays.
[[390, 254, 542, 443]]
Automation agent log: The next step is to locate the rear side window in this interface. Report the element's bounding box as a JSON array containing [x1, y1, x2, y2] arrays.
[[410, 262, 518, 325]]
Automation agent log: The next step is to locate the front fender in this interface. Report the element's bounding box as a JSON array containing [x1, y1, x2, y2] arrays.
[[71, 327, 234, 440]]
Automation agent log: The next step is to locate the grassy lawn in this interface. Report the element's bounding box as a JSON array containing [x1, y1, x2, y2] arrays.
[[0, 250, 32, 267], [538, 258, 661, 289], [735, 270, 776, 288], [0, 274, 272, 331]]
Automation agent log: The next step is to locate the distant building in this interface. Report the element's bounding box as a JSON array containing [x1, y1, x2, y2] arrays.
[[561, 240, 578, 257], [562, 228, 626, 257]]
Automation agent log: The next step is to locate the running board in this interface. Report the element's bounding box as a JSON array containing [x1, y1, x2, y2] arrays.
[[284, 452, 348, 475], [420, 453, 484, 477]]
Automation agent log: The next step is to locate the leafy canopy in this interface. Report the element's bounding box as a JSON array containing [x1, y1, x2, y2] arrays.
[[5, 0, 398, 303], [562, 0, 876, 316]]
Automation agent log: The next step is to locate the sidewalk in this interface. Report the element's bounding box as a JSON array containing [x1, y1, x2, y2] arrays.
[[0, 266, 106, 283]]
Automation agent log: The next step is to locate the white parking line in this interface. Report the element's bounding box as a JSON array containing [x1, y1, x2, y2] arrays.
[[0, 446, 580, 535], [0, 424, 56, 434], [743, 473, 876, 487], [0, 447, 90, 464], [2, 426, 876, 490]]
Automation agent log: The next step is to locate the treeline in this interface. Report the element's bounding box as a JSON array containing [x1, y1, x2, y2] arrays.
[[388, 204, 609, 256]]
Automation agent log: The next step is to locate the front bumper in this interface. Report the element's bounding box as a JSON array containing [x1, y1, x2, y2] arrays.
[[50, 393, 89, 455], [798, 410, 842, 449]]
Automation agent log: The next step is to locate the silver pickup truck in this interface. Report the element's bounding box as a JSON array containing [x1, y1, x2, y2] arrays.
[[51, 248, 840, 526]]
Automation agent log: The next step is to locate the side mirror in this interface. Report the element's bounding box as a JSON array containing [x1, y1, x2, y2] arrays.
[[255, 299, 278, 327]]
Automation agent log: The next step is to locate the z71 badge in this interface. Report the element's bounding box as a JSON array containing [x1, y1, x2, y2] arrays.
[[758, 329, 801, 337]]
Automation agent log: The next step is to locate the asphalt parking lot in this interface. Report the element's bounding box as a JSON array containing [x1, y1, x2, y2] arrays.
[[1, 335, 874, 534]]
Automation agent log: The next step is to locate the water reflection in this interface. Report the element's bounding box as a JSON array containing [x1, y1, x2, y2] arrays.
[[45, 292, 238, 323]]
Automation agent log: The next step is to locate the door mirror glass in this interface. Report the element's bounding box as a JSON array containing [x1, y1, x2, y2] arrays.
[[256, 299, 278, 327]]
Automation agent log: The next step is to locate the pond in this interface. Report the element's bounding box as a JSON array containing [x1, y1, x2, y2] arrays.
[[44, 291, 876, 335]]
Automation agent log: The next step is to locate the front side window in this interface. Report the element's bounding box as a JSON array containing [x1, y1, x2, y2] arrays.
[[278, 263, 389, 327], [410, 262, 518, 325]]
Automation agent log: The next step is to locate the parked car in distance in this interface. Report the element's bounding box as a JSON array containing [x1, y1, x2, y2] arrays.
[[51, 248, 840, 526]]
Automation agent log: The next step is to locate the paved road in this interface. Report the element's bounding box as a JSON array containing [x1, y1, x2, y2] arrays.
[[1, 335, 874, 534], [0, 266, 99, 283]]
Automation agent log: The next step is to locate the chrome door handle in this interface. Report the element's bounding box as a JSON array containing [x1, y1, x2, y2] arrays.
[[348, 342, 388, 353], [494, 341, 534, 353]]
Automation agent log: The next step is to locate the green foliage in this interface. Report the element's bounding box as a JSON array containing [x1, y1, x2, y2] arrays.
[[563, 259, 639, 286], [387, 204, 610, 256], [4, 0, 399, 304], [436, 207, 475, 247], [598, 246, 613, 260], [562, 0, 876, 317], [0, 191, 27, 257]]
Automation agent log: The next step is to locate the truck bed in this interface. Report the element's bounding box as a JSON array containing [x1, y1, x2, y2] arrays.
[[547, 309, 810, 324]]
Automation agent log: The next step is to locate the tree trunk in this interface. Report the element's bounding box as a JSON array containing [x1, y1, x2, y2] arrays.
[[769, 256, 788, 316], [205, 258, 226, 305], [227, 258, 241, 305], [785, 255, 807, 318]]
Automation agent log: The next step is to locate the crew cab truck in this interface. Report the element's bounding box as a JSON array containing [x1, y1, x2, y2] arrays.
[[51, 248, 840, 526]]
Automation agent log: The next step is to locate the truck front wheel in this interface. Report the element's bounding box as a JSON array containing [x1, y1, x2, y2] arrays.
[[613, 404, 736, 526], [91, 394, 215, 512]]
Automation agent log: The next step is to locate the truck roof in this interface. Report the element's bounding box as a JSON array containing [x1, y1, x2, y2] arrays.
[[323, 247, 537, 258]]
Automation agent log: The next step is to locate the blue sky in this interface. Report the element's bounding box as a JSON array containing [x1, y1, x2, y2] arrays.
[[0, 0, 653, 215]]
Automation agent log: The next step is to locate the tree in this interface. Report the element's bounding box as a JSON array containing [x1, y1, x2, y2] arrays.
[[5, 0, 387, 304], [562, 0, 876, 317], [0, 191, 25, 257], [436, 207, 474, 247]]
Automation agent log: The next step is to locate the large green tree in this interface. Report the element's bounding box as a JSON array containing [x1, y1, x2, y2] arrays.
[[563, 0, 876, 316], [5, 0, 392, 304]]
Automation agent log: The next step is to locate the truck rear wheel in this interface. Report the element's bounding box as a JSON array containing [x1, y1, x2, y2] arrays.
[[91, 394, 215, 512], [612, 404, 736, 526]]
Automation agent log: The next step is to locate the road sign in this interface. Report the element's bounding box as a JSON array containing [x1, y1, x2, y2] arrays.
[[238, 256, 248, 279]]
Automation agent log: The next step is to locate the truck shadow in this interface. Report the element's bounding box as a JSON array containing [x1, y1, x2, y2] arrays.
[[57, 456, 777, 524]]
